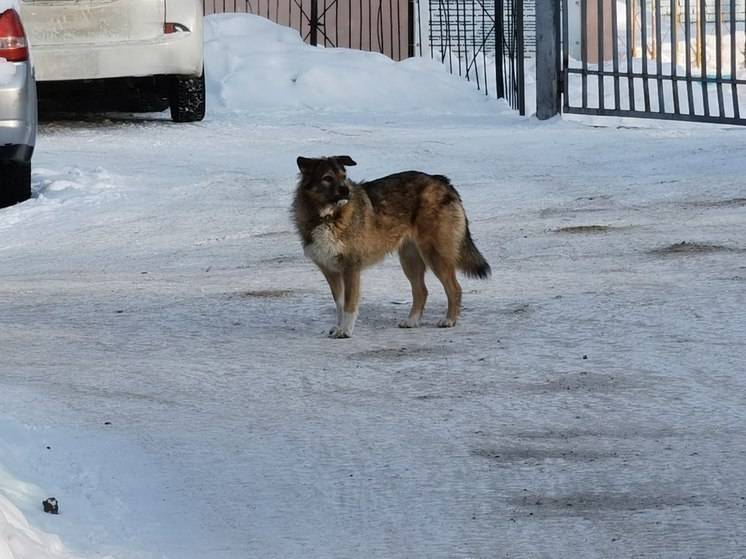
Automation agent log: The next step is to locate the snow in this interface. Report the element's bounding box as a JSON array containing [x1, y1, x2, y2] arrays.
[[203, 14, 496, 115], [2, 12, 746, 559], [0, 428, 73, 559]]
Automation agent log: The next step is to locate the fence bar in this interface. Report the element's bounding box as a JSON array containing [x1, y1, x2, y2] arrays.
[[564, 105, 746, 123], [409, 0, 416, 57], [454, 0, 462, 75], [640, 0, 651, 111], [469, 0, 479, 88], [715, 0, 725, 117], [626, 0, 635, 111], [516, 0, 525, 114], [700, 0, 709, 115], [481, 2, 488, 95], [731, 0, 740, 118], [685, 0, 695, 114], [562, 0, 570, 112], [654, 0, 664, 112], [671, 0, 680, 114], [611, 0, 620, 110], [495, 0, 505, 98], [598, 0, 605, 109], [581, 0, 588, 109], [572, 68, 746, 85], [444, 0, 453, 71]]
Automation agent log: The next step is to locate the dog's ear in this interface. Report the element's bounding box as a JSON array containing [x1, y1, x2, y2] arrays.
[[297, 156, 316, 173], [333, 155, 357, 167]]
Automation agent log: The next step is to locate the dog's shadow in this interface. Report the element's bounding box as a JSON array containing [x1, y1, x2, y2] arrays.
[[231, 287, 491, 340]]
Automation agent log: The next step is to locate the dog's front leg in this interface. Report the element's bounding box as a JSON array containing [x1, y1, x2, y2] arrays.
[[329, 267, 360, 338], [319, 266, 345, 334]]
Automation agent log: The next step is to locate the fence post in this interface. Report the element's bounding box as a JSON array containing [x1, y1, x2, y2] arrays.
[[310, 0, 318, 46], [536, 0, 561, 118], [495, 0, 505, 98], [408, 0, 416, 58]]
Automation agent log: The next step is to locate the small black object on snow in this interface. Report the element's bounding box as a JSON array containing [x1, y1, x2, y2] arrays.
[[43, 497, 59, 514]]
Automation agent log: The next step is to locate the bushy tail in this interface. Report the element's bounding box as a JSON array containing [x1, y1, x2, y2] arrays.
[[458, 224, 491, 279]]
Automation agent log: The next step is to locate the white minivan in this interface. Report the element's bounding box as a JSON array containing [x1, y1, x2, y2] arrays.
[[20, 0, 205, 122]]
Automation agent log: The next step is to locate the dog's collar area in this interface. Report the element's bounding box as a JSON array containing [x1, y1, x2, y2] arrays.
[[319, 199, 349, 219]]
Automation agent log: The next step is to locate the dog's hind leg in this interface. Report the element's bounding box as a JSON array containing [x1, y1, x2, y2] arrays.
[[398, 241, 428, 328], [422, 247, 462, 328], [319, 266, 344, 333], [329, 267, 361, 338]]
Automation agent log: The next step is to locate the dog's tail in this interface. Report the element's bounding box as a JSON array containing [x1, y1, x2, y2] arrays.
[[458, 222, 491, 279]]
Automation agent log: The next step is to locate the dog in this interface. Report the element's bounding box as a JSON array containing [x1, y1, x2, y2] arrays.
[[292, 155, 490, 338]]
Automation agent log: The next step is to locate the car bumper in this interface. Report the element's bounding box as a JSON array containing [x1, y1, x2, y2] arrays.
[[0, 62, 37, 163], [33, 28, 204, 82]]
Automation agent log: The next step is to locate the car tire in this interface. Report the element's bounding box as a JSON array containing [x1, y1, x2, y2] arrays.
[[0, 161, 31, 208], [169, 70, 206, 123]]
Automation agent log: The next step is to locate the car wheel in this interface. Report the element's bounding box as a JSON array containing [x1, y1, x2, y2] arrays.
[[169, 70, 206, 123], [0, 161, 31, 208]]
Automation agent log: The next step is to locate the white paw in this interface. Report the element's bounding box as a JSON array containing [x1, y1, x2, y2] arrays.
[[437, 318, 456, 328], [328, 326, 351, 339], [398, 318, 420, 328]]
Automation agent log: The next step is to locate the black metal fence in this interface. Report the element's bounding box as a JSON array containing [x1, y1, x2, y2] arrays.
[[204, 0, 412, 60], [425, 0, 526, 113], [562, 0, 746, 124], [204, 0, 526, 113]]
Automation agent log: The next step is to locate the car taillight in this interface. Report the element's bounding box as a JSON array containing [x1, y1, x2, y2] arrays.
[[0, 9, 28, 62], [164, 22, 189, 34]]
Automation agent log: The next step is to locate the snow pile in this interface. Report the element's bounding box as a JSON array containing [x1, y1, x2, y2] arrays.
[[204, 13, 498, 115], [33, 166, 119, 203], [0, 473, 73, 559]]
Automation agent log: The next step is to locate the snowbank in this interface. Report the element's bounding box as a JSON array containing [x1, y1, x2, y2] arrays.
[[204, 13, 499, 115], [0, 472, 73, 559]]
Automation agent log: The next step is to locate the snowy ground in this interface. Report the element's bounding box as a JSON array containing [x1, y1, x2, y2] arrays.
[[2, 13, 746, 559]]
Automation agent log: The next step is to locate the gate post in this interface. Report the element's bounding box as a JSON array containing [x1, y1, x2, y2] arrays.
[[495, 0, 505, 99], [536, 0, 561, 119]]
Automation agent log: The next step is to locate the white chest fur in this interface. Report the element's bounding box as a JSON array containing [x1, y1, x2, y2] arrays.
[[304, 224, 345, 271]]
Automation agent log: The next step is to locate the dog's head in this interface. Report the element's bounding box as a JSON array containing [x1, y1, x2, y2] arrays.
[[296, 155, 357, 217]]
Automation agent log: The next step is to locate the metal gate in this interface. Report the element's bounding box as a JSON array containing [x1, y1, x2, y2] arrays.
[[562, 0, 746, 124], [423, 0, 526, 113]]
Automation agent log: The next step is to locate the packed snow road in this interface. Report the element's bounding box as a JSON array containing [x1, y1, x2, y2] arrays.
[[2, 109, 745, 559], [2, 13, 746, 559]]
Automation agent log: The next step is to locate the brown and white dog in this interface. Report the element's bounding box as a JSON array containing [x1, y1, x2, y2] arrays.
[[292, 155, 490, 338]]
